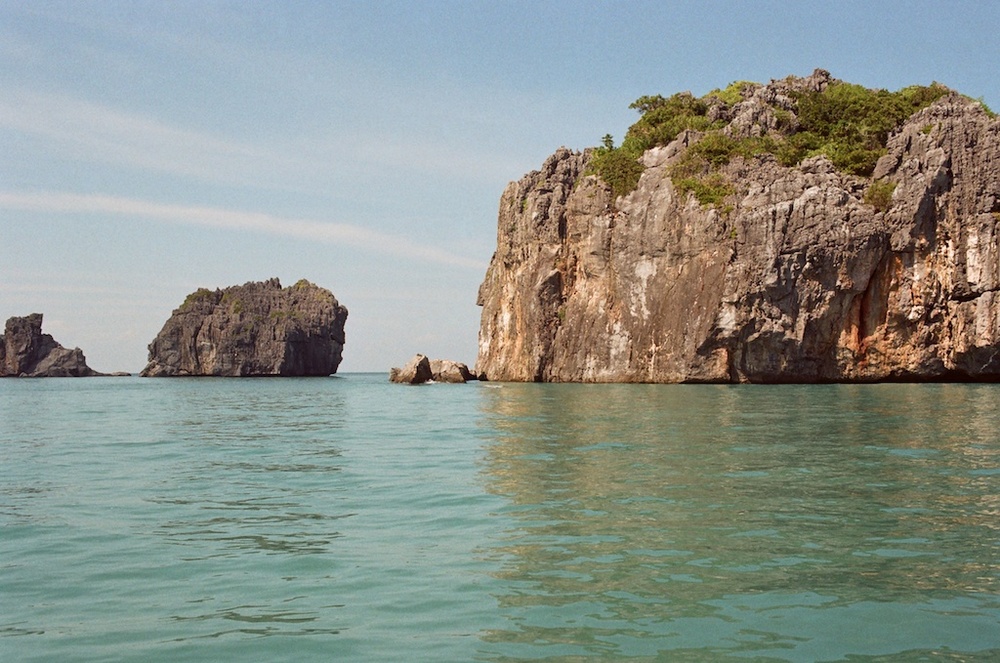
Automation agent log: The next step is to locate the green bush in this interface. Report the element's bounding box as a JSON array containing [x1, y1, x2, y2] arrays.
[[590, 78, 949, 198], [589, 147, 645, 199], [688, 132, 738, 167], [706, 80, 755, 105], [864, 178, 897, 212], [182, 288, 215, 309], [220, 291, 244, 314], [674, 172, 734, 209], [623, 92, 722, 156], [690, 133, 780, 167], [775, 131, 821, 166], [975, 97, 996, 118], [789, 81, 948, 175], [665, 132, 777, 210], [590, 92, 725, 199]]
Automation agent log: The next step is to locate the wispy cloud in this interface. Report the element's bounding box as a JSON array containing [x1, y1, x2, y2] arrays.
[[0, 90, 280, 185], [0, 86, 527, 192], [0, 191, 485, 269]]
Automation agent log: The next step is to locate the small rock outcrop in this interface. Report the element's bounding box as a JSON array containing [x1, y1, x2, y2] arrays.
[[141, 278, 348, 377], [1, 314, 100, 377], [429, 359, 477, 383], [390, 354, 477, 384], [390, 354, 434, 384], [477, 71, 1000, 382]]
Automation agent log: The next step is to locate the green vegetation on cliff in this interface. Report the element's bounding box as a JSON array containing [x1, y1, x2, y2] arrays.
[[590, 75, 952, 205], [863, 178, 897, 212], [181, 287, 217, 310], [589, 92, 722, 198], [782, 82, 948, 174]]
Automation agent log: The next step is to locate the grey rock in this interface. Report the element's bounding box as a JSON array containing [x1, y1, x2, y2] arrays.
[[390, 355, 476, 384], [476, 75, 1000, 382], [1, 313, 100, 377], [429, 359, 476, 383], [141, 278, 347, 377], [390, 354, 434, 384]]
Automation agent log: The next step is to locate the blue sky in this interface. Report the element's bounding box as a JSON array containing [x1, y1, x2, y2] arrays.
[[2, 0, 998, 373]]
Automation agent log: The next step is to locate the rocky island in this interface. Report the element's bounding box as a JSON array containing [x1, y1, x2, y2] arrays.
[[1, 313, 101, 377], [141, 278, 348, 377], [476, 70, 1000, 382]]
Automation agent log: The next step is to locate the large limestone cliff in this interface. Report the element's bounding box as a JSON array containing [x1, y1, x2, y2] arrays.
[[1, 313, 100, 377], [142, 278, 348, 377], [476, 72, 1000, 382]]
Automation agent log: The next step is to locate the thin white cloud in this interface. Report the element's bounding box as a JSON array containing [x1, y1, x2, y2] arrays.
[[0, 90, 278, 184], [1, 282, 137, 296], [0, 87, 526, 192], [0, 191, 485, 269]]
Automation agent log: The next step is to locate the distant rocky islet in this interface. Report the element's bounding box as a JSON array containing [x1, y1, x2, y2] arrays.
[[2, 280, 472, 381], [140, 278, 348, 377], [0, 313, 102, 377]]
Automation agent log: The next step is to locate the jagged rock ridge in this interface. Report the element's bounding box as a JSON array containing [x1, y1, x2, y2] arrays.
[[141, 278, 348, 377], [1, 313, 100, 377], [476, 71, 1000, 382]]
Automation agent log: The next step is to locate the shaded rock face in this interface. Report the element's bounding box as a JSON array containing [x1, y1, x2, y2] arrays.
[[141, 279, 348, 377], [476, 79, 1000, 382], [1, 314, 100, 377]]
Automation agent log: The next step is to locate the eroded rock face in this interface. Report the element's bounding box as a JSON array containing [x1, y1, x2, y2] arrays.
[[476, 79, 1000, 382], [1, 314, 100, 377], [141, 278, 348, 377]]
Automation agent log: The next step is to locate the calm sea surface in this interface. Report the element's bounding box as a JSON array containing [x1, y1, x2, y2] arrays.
[[2, 375, 999, 662]]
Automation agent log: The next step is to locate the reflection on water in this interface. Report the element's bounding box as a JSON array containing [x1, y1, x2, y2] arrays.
[[477, 383, 1000, 661], [3, 377, 999, 661]]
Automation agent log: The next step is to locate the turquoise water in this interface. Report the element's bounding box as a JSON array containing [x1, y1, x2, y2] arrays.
[[2, 376, 999, 661]]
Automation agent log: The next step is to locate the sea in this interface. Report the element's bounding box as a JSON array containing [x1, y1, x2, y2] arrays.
[[2, 374, 999, 662]]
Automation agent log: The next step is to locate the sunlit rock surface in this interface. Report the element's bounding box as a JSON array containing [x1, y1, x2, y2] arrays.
[[476, 74, 1000, 382]]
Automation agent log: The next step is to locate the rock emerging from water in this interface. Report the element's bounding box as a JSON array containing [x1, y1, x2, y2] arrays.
[[429, 359, 477, 383], [1, 313, 101, 377], [389, 354, 434, 384], [390, 354, 477, 384], [141, 278, 348, 377], [477, 70, 1000, 382]]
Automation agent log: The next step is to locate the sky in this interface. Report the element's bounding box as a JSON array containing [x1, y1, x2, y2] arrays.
[[2, 0, 998, 373]]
